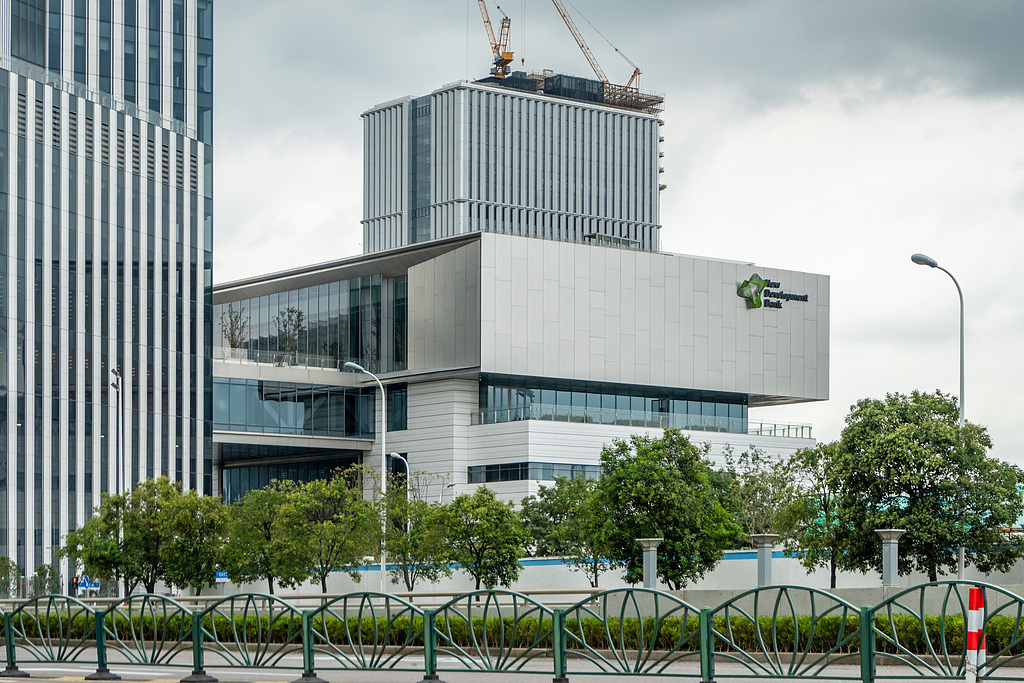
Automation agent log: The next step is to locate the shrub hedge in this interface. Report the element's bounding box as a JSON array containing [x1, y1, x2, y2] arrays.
[[4, 611, 1024, 656]]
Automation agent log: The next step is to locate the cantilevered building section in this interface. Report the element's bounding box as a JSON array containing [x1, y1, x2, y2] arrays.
[[362, 72, 665, 254], [0, 0, 213, 575]]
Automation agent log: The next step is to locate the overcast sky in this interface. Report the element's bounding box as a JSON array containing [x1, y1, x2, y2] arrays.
[[212, 1, 1024, 464]]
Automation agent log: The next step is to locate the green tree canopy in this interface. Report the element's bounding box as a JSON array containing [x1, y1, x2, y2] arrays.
[[32, 563, 61, 596], [384, 471, 453, 591], [60, 477, 217, 595], [444, 486, 527, 590], [162, 488, 230, 593], [290, 472, 379, 593], [62, 495, 130, 593], [0, 556, 20, 598], [597, 429, 742, 589], [835, 390, 1024, 581], [724, 446, 802, 541], [520, 476, 615, 587], [778, 442, 845, 588], [223, 482, 310, 594]]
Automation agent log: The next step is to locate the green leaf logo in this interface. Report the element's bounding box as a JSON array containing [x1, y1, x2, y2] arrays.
[[738, 273, 769, 309]]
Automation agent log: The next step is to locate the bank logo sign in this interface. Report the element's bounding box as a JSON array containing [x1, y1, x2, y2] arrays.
[[738, 273, 809, 309]]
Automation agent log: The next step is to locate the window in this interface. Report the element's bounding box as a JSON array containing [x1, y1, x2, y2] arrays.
[[387, 384, 407, 431]]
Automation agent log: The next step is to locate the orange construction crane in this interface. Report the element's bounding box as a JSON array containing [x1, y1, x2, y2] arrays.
[[477, 0, 514, 78]]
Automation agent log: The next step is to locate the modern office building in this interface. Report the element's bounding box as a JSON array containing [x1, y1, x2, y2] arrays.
[[0, 0, 213, 576], [215, 72, 826, 504], [213, 231, 828, 503], [362, 72, 665, 254]]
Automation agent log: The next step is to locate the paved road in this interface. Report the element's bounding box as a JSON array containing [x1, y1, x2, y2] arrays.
[[7, 660, 970, 683]]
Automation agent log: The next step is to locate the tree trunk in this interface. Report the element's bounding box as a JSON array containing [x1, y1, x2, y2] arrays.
[[321, 575, 328, 593], [929, 567, 938, 582], [830, 554, 837, 589], [268, 577, 275, 595]]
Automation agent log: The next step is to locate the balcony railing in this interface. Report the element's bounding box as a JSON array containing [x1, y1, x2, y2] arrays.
[[215, 346, 361, 371], [472, 404, 812, 439]]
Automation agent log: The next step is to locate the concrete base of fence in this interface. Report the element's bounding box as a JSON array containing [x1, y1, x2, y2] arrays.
[[180, 670, 218, 683], [418, 675, 447, 683], [289, 672, 327, 683], [0, 666, 29, 678], [84, 668, 121, 681]]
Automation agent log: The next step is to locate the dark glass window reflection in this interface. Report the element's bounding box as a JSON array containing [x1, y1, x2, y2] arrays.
[[215, 273, 408, 373], [213, 377, 384, 438], [221, 449, 360, 503], [478, 373, 748, 434], [468, 462, 602, 483], [11, 0, 46, 68]]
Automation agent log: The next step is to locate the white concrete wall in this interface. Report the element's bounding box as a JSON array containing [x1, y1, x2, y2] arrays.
[[478, 233, 829, 404], [407, 240, 481, 371], [209, 549, 1024, 602]]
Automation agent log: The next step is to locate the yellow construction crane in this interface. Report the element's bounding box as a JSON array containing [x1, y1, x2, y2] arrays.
[[477, 0, 514, 78], [548, 0, 661, 112]]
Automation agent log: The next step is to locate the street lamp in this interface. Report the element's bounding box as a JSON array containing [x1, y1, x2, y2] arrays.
[[389, 453, 411, 533], [911, 253, 964, 428], [343, 361, 388, 593], [110, 369, 125, 498], [911, 252, 966, 579], [439, 482, 456, 505]]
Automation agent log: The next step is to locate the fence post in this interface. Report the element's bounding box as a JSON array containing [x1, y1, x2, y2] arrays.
[[420, 609, 444, 682], [84, 608, 120, 680], [552, 608, 568, 683], [700, 607, 715, 683], [290, 610, 326, 683], [859, 606, 874, 683], [1, 612, 28, 678], [180, 611, 217, 683]]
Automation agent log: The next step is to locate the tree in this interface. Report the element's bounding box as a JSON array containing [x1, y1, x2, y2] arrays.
[[835, 390, 1024, 582], [223, 482, 309, 594], [162, 489, 230, 593], [0, 556, 20, 598], [219, 303, 249, 355], [520, 476, 615, 587], [62, 477, 206, 594], [777, 442, 845, 588], [597, 429, 742, 589], [443, 486, 527, 590], [384, 471, 453, 591], [290, 473, 378, 593], [63, 493, 134, 593], [120, 478, 182, 593], [273, 306, 304, 363], [724, 446, 802, 540], [32, 563, 61, 596]]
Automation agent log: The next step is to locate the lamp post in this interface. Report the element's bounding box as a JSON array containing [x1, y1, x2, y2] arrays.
[[110, 369, 124, 498], [110, 368, 127, 599], [911, 252, 966, 579], [439, 482, 456, 505], [389, 453, 411, 533], [344, 361, 387, 593]]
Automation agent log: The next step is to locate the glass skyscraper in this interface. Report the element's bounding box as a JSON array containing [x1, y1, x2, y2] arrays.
[[0, 0, 212, 579], [363, 72, 665, 254]]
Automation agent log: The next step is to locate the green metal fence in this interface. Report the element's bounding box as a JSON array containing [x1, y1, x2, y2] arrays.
[[1, 581, 1022, 682]]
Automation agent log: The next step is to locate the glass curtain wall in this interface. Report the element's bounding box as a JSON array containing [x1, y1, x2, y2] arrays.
[[214, 274, 408, 373], [478, 374, 748, 433], [213, 378, 379, 438]]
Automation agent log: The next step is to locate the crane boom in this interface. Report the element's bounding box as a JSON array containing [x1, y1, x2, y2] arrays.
[[550, 0, 607, 83], [477, 0, 514, 77], [477, 0, 498, 56]]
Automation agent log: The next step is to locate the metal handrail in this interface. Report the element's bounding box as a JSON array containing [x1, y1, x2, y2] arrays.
[[472, 404, 813, 438]]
